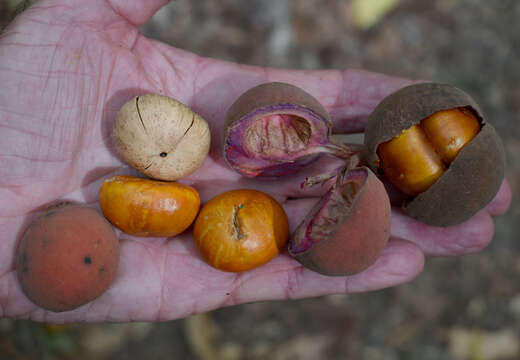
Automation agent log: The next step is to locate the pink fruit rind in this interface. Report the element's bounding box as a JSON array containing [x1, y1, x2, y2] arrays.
[[224, 104, 330, 177]]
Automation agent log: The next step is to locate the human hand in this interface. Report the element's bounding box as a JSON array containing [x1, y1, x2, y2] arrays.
[[0, 0, 511, 323]]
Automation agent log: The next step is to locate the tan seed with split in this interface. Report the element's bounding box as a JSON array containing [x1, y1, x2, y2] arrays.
[[114, 93, 211, 180]]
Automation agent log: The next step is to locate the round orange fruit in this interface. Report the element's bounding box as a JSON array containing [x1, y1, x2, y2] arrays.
[[193, 189, 289, 272]]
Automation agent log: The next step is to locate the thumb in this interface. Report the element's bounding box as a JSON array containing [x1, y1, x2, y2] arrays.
[[107, 0, 171, 27]]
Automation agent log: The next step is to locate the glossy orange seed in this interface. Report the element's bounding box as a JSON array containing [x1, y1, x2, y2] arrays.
[[377, 125, 445, 195], [99, 175, 200, 237], [193, 189, 289, 272], [420, 108, 480, 163], [377, 108, 481, 196]]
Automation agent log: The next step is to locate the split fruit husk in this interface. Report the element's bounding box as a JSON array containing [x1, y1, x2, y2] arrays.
[[289, 167, 391, 276], [364, 82, 505, 226], [223, 82, 347, 177]]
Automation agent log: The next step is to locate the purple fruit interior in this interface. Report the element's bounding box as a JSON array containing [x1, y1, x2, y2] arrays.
[[289, 168, 368, 254], [224, 104, 329, 177]]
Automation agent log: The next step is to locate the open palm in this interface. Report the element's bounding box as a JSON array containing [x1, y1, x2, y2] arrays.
[[0, 0, 511, 323]]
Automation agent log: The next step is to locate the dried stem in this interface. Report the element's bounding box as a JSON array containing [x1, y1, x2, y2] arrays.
[[301, 168, 342, 189], [317, 141, 362, 160], [300, 144, 365, 189]]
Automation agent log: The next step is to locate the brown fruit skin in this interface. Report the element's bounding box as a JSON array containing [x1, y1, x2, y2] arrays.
[[364, 83, 505, 226], [225, 82, 331, 130], [16, 203, 119, 312], [289, 167, 391, 276]]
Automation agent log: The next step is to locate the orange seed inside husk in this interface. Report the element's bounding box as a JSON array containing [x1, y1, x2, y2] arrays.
[[377, 107, 480, 196]]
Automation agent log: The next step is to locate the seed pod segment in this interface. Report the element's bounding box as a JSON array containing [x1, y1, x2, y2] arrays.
[[364, 83, 505, 226]]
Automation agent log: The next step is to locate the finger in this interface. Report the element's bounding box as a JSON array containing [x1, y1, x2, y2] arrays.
[[484, 180, 512, 216], [107, 0, 171, 26], [265, 68, 416, 133], [102, 0, 416, 134], [2, 231, 423, 322], [14, 0, 170, 31], [219, 239, 424, 305], [278, 182, 503, 258], [188, 63, 414, 134], [390, 208, 495, 257]]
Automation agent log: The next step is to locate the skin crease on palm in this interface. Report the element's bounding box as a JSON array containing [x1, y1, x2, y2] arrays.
[[0, 0, 512, 323]]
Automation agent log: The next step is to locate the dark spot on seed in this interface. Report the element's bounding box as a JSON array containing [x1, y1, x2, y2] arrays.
[[160, 152, 167, 157], [99, 266, 105, 274], [84, 256, 92, 265], [226, 293, 230, 296]]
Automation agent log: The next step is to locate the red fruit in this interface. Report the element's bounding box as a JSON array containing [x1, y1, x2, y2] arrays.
[[16, 203, 119, 312]]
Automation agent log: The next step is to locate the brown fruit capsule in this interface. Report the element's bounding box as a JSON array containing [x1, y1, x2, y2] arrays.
[[223, 82, 351, 177], [16, 203, 119, 312], [364, 83, 505, 226], [288, 167, 391, 276]]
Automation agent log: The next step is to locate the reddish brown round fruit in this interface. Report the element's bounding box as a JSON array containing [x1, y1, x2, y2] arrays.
[[364, 83, 505, 226], [99, 175, 200, 237], [289, 167, 391, 276], [193, 189, 289, 272], [223, 82, 351, 177], [16, 203, 119, 312]]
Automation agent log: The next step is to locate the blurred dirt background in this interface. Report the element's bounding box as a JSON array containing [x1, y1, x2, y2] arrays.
[[1, 0, 519, 359]]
